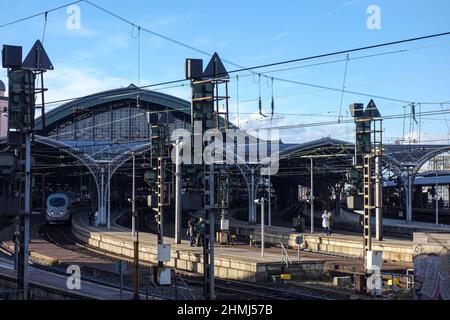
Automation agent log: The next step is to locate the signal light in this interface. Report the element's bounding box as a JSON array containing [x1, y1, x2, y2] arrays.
[[7, 69, 35, 129]]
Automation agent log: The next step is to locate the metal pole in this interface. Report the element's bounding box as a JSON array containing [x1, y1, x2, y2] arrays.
[[268, 175, 272, 227], [107, 164, 111, 229], [175, 141, 182, 244], [310, 158, 314, 234], [132, 153, 136, 236], [261, 198, 265, 258], [100, 168, 105, 226], [133, 234, 139, 300], [251, 169, 255, 224], [407, 173, 413, 223], [208, 162, 215, 299], [22, 132, 31, 300], [132, 154, 142, 300], [248, 189, 252, 224], [14, 219, 19, 271], [119, 260, 123, 300], [436, 161, 439, 226]]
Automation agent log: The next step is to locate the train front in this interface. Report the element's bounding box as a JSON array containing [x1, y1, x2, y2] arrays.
[[46, 193, 71, 224]]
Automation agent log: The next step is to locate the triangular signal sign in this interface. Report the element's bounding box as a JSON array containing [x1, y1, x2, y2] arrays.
[[22, 40, 54, 71], [364, 99, 381, 118], [203, 52, 229, 79]]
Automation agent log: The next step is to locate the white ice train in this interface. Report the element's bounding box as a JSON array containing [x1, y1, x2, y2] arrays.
[[46, 193, 80, 224]]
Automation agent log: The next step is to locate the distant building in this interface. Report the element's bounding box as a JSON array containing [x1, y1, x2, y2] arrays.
[[0, 80, 7, 138], [427, 155, 450, 171]]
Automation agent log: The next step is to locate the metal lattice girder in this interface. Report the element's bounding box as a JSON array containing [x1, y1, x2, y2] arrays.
[[34, 135, 102, 189], [363, 155, 374, 256], [412, 146, 450, 179], [108, 142, 152, 178]]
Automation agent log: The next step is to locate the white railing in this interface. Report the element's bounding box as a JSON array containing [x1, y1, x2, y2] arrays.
[[281, 243, 292, 269]]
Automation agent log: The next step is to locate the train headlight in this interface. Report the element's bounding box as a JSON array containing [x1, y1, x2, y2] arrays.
[[59, 212, 63, 215], [51, 211, 54, 215]]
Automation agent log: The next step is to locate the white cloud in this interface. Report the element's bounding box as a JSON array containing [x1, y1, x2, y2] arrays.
[[37, 64, 128, 110], [272, 32, 289, 41], [401, 131, 450, 145], [234, 111, 350, 144], [324, 0, 361, 17]]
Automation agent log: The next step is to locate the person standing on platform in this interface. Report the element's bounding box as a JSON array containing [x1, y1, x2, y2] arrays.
[[187, 217, 196, 247], [88, 210, 94, 226], [322, 209, 330, 236], [196, 218, 205, 247], [327, 210, 334, 236]]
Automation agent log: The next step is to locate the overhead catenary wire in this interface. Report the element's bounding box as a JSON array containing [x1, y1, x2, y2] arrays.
[[33, 41, 450, 110], [2, 0, 449, 80], [44, 101, 450, 140], [0, 0, 83, 29], [255, 108, 450, 131], [5, 0, 448, 107], [3, 0, 450, 138], [338, 54, 350, 123], [440, 103, 450, 144], [1, 0, 449, 86]]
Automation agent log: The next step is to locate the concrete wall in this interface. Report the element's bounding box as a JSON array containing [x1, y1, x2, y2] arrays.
[[413, 232, 450, 256]]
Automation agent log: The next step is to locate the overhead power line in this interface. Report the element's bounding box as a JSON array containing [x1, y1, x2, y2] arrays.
[[0, 0, 83, 29], [255, 108, 450, 131], [2, 1, 450, 111]]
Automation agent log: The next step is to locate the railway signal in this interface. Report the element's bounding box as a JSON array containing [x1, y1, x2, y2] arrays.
[[349, 100, 384, 276], [2, 40, 53, 300], [186, 52, 230, 300], [6, 69, 35, 130]]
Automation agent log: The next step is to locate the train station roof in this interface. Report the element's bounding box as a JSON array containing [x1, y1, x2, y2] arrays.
[[0, 85, 448, 179], [35, 84, 192, 130]]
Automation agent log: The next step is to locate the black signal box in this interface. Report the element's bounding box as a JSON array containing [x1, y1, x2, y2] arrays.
[[2, 45, 22, 68]]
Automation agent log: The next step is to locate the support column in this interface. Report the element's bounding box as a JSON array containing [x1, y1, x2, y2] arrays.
[[107, 164, 111, 229], [268, 175, 272, 227], [435, 168, 439, 226], [248, 189, 252, 224], [310, 158, 314, 234], [18, 132, 31, 300], [406, 173, 413, 223], [99, 168, 106, 226], [261, 197, 265, 257], [250, 168, 256, 224], [132, 153, 136, 236], [175, 140, 182, 244]]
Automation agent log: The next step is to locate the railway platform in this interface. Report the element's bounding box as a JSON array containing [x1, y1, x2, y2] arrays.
[[71, 211, 412, 282]]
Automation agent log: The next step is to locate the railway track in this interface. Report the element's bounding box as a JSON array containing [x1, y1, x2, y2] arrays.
[[39, 224, 337, 300]]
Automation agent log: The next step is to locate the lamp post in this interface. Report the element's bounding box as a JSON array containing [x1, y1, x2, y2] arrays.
[[310, 158, 314, 234], [175, 140, 182, 244], [254, 198, 265, 257], [132, 153, 136, 236]]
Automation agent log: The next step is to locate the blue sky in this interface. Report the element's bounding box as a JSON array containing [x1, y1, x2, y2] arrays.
[[0, 0, 449, 144]]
